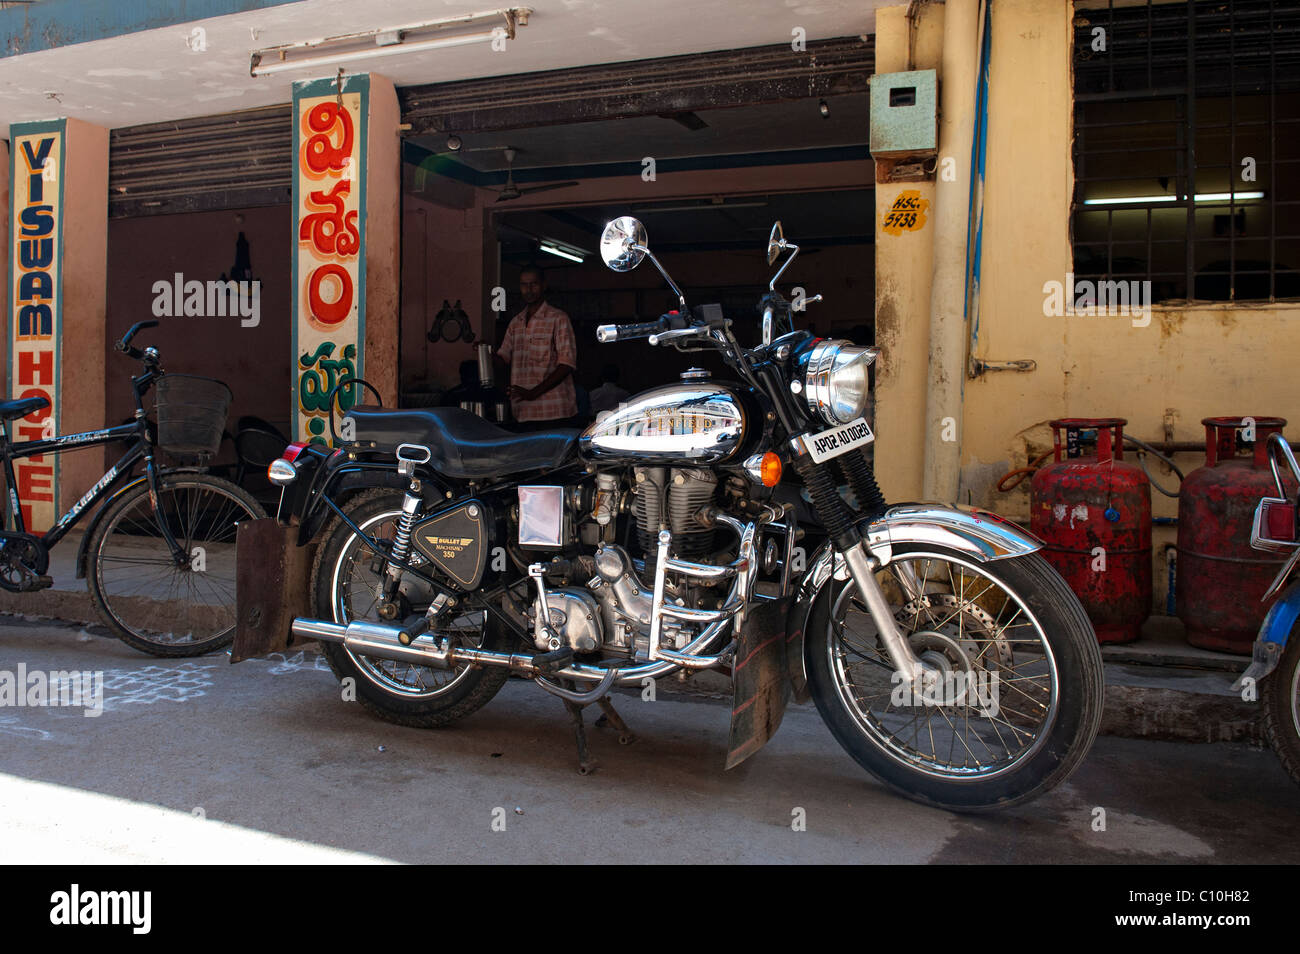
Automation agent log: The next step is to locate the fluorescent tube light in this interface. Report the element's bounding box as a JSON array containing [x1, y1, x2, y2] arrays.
[[539, 242, 584, 264], [1084, 191, 1265, 206], [1194, 191, 1265, 202], [250, 8, 530, 77]]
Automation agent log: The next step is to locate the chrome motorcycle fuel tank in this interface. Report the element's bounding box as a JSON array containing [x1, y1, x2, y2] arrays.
[[579, 377, 753, 465]]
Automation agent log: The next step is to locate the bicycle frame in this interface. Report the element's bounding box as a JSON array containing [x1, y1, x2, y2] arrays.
[[0, 366, 186, 563]]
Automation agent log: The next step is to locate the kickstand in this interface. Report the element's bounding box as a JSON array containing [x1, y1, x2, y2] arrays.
[[594, 695, 637, 746], [562, 698, 598, 776]]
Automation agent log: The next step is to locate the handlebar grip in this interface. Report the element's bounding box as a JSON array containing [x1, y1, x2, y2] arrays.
[[596, 319, 665, 343]]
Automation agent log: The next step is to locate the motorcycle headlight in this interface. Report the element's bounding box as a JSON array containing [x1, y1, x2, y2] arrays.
[[802, 340, 877, 425]]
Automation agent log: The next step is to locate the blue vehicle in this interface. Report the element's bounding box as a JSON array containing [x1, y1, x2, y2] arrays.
[[1236, 432, 1300, 785]]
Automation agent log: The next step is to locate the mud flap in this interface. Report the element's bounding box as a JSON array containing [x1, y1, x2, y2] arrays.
[[230, 519, 315, 663], [786, 615, 810, 706], [726, 595, 794, 769]]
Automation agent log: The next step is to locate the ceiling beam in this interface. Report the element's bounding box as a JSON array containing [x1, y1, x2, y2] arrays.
[[399, 35, 872, 135]]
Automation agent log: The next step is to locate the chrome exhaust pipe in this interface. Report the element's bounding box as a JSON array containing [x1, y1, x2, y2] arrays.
[[293, 618, 457, 670], [291, 611, 739, 685], [292, 617, 545, 674]]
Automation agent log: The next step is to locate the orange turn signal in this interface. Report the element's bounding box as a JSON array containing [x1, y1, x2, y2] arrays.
[[761, 452, 783, 487]]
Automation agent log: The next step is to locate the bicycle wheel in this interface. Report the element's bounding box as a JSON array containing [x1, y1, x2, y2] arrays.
[[86, 473, 265, 656]]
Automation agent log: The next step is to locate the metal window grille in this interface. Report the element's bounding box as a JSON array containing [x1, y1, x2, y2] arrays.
[[1072, 0, 1300, 302]]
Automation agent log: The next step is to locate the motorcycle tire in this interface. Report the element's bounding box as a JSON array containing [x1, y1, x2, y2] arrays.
[[311, 491, 510, 728], [804, 543, 1104, 812], [1262, 631, 1300, 787]]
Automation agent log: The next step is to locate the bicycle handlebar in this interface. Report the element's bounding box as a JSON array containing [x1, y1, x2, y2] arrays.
[[116, 320, 160, 362]]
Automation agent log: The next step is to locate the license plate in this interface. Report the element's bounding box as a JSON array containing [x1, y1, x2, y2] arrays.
[[805, 418, 874, 463]]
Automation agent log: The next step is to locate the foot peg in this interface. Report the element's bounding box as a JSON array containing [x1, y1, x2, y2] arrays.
[[530, 646, 574, 674], [397, 614, 430, 646]]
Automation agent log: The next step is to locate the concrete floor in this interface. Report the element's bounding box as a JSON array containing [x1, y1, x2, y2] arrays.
[[0, 617, 1296, 864]]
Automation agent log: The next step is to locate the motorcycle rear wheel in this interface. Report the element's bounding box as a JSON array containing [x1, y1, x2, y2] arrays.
[[805, 544, 1104, 812], [310, 491, 509, 728]]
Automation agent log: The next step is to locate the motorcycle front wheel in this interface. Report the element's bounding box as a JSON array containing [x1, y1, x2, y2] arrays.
[[805, 544, 1104, 812], [310, 491, 510, 728], [1262, 630, 1300, 787]]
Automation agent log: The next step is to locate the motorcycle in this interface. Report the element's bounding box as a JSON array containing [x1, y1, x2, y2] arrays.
[[1235, 432, 1300, 786], [236, 218, 1104, 812]]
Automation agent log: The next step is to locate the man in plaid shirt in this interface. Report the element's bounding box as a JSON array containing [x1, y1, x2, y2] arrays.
[[496, 266, 578, 430]]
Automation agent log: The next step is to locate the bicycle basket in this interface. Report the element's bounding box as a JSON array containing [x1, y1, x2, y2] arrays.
[[154, 374, 232, 460]]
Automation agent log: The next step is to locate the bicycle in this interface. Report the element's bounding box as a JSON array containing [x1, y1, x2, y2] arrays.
[[0, 320, 266, 656]]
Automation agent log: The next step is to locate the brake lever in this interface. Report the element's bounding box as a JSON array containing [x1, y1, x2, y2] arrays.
[[649, 327, 704, 346]]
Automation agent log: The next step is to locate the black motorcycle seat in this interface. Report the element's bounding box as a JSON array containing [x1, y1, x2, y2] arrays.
[[344, 405, 578, 479], [0, 396, 49, 421]]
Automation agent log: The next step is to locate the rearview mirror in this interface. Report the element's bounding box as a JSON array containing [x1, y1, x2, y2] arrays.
[[600, 216, 648, 272], [766, 221, 785, 265]]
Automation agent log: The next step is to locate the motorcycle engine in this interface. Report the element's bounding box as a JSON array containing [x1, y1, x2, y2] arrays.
[[521, 466, 724, 659], [632, 466, 717, 558]]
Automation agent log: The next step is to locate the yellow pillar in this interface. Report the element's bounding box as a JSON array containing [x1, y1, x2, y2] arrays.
[[873, 3, 945, 502]]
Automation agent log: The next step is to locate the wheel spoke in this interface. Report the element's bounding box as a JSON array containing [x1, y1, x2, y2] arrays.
[[825, 551, 1060, 780], [90, 477, 260, 652]]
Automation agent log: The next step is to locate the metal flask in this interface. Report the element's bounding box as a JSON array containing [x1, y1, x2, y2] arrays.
[[578, 381, 749, 465]]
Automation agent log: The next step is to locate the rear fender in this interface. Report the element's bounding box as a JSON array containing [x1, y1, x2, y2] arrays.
[[1232, 582, 1300, 691], [785, 503, 1043, 703], [297, 461, 456, 545]]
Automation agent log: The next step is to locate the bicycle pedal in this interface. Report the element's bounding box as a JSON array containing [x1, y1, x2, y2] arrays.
[[17, 575, 53, 592]]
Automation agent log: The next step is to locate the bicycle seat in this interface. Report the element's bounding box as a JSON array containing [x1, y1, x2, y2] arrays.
[[0, 396, 49, 421], [344, 405, 577, 479]]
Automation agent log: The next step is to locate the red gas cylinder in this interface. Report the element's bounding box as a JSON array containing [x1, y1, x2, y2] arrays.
[[1177, 416, 1293, 653], [1030, 419, 1152, 644]]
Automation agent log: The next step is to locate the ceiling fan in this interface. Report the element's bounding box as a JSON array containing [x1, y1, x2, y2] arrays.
[[493, 147, 579, 203]]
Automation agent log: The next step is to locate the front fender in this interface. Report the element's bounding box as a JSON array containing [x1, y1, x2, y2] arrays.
[[784, 503, 1043, 703], [1232, 582, 1300, 690]]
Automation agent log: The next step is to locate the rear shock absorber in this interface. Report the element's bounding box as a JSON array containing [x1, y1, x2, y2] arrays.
[[379, 444, 431, 618], [838, 447, 888, 521]]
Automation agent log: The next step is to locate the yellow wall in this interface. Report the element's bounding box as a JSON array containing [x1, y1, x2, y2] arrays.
[[875, 0, 1300, 605]]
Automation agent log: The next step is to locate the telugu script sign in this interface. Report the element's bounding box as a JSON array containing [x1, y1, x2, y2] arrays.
[[291, 76, 368, 445]]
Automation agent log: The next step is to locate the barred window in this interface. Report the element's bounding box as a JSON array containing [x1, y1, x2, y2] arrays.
[[1072, 0, 1300, 302]]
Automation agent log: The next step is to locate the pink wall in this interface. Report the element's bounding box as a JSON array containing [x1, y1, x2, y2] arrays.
[[61, 119, 110, 514], [363, 74, 401, 407], [105, 204, 292, 451]]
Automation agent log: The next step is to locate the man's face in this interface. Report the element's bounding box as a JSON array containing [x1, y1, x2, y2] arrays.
[[519, 272, 544, 305]]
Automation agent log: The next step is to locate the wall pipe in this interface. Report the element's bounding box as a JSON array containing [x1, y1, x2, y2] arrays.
[[922, 0, 984, 502]]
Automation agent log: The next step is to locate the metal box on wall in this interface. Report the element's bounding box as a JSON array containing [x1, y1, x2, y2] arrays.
[[870, 69, 938, 158]]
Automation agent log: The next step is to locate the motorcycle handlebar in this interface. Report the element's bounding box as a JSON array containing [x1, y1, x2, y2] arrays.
[[595, 312, 691, 344]]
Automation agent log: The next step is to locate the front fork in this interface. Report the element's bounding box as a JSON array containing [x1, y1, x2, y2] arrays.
[[144, 453, 188, 567], [791, 441, 926, 685]]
